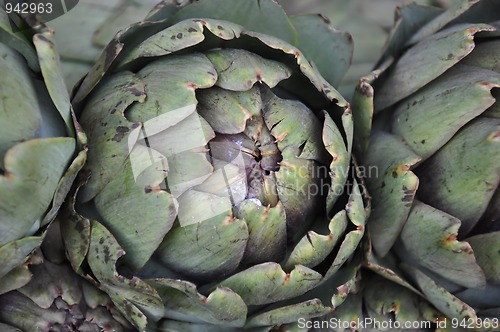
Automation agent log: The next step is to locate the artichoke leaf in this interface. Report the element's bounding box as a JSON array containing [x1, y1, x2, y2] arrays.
[[17, 259, 80, 309], [234, 200, 287, 265], [0, 138, 75, 246], [290, 14, 353, 87], [284, 210, 348, 271], [42, 140, 88, 226], [321, 290, 363, 331], [87, 220, 163, 329], [33, 30, 73, 135], [244, 30, 347, 107], [141, 111, 214, 160], [245, 298, 332, 328], [94, 160, 177, 271], [376, 23, 495, 110], [128, 52, 217, 123], [219, 263, 322, 306], [72, 39, 124, 105], [365, 241, 422, 295], [467, 232, 500, 285], [263, 89, 328, 164], [408, 0, 482, 45], [197, 85, 262, 135], [0, 265, 32, 295], [125, 19, 206, 60], [156, 207, 248, 280], [364, 274, 427, 323], [323, 112, 350, 212], [400, 201, 486, 289], [416, 117, 500, 235], [351, 78, 374, 158], [392, 65, 500, 160], [78, 70, 145, 202], [206, 48, 291, 91], [0, 43, 41, 164], [60, 189, 91, 273], [321, 178, 365, 280], [364, 132, 421, 256], [0, 292, 66, 331], [455, 283, 500, 309], [0, 237, 41, 280], [403, 264, 478, 321], [147, 279, 247, 327], [382, 3, 444, 62], [461, 39, 500, 73], [0, 9, 40, 71]]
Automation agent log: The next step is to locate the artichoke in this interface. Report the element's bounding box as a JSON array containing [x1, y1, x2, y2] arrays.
[[353, 0, 500, 326], [0, 8, 85, 296], [0, 220, 135, 331], [63, 0, 369, 330]]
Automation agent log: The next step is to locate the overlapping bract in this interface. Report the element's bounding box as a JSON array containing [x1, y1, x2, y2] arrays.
[[354, 0, 500, 327], [62, 0, 370, 330], [0, 221, 134, 331], [0, 8, 85, 298]]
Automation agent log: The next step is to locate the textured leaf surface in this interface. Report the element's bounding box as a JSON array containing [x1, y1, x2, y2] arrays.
[[0, 139, 75, 246], [148, 279, 247, 327], [0, 237, 41, 279], [364, 132, 420, 256], [87, 221, 163, 330], [400, 201, 486, 289], [376, 23, 494, 109], [404, 264, 478, 320], [392, 65, 500, 160], [467, 232, 500, 284], [156, 212, 249, 280], [220, 263, 322, 306], [245, 298, 332, 328]]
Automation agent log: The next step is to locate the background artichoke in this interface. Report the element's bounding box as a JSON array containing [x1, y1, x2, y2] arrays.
[[354, 0, 500, 327], [0, 8, 85, 298], [0, 220, 134, 331], [62, 0, 370, 330]]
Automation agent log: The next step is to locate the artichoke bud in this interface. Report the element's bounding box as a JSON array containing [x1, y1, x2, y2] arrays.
[[357, 0, 500, 323], [65, 0, 367, 330]]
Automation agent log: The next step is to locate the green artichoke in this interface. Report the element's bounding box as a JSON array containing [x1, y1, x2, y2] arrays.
[[0, 8, 85, 296], [63, 0, 369, 330], [353, 0, 500, 326], [0, 220, 134, 331]]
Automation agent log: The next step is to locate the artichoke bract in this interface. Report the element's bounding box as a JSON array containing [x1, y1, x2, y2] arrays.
[[65, 0, 369, 330], [354, 0, 500, 325], [0, 9, 85, 295], [0, 220, 134, 331]]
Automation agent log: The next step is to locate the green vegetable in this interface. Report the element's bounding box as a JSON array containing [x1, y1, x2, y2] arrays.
[[354, 0, 500, 326], [0, 8, 85, 296], [0, 220, 134, 331], [63, 0, 369, 330]]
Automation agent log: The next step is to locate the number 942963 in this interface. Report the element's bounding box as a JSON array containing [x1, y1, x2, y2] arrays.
[[451, 317, 499, 330], [5, 2, 53, 14]]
